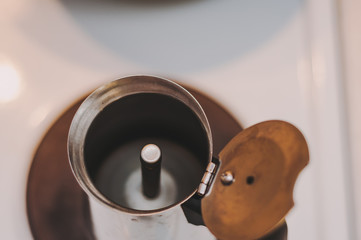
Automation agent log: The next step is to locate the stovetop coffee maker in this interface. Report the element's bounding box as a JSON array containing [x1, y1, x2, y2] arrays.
[[68, 75, 309, 240]]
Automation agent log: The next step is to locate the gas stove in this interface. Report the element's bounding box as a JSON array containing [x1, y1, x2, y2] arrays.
[[0, 0, 353, 239]]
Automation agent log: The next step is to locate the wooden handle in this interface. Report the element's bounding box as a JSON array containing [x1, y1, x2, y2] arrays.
[[202, 120, 309, 240]]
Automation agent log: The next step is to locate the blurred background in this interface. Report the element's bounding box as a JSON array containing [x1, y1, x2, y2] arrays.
[[0, 0, 360, 239]]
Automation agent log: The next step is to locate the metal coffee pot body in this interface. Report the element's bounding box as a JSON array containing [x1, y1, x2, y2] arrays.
[[68, 76, 309, 240]]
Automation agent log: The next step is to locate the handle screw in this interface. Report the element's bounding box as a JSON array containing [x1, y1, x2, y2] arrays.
[[220, 171, 234, 185]]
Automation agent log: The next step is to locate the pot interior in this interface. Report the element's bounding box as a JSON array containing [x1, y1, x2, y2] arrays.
[[84, 93, 210, 211]]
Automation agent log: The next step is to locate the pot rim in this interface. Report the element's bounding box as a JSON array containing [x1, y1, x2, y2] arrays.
[[67, 75, 213, 215]]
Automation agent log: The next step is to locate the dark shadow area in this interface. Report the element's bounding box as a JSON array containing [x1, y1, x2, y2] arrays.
[[259, 222, 288, 240]]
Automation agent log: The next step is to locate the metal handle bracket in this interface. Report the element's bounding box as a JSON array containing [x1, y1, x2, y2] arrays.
[[197, 158, 219, 197]]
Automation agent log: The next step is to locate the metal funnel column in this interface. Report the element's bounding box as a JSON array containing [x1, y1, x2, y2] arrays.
[[140, 144, 162, 199]]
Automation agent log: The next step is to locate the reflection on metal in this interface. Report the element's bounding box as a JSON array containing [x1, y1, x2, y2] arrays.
[[197, 162, 217, 196]]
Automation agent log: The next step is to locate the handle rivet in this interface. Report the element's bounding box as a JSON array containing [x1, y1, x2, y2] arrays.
[[221, 171, 234, 185]]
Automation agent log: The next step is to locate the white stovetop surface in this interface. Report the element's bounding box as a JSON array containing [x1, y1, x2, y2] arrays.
[[0, 0, 354, 239]]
